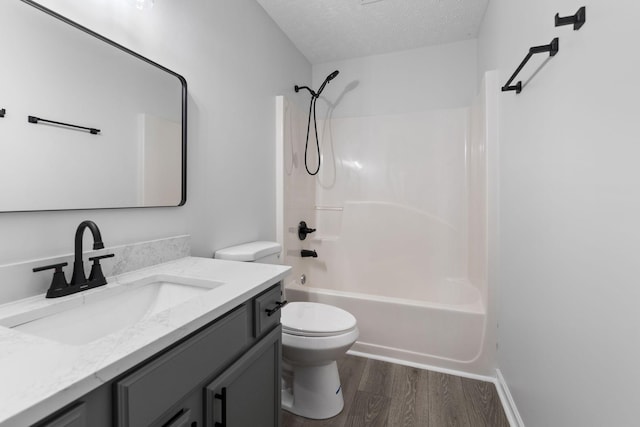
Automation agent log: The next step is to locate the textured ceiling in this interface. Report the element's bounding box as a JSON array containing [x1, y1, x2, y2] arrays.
[[256, 0, 490, 64]]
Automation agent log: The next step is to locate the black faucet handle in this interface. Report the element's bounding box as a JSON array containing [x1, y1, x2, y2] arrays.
[[298, 221, 317, 240], [33, 262, 70, 298], [33, 262, 68, 273], [88, 253, 115, 262], [88, 254, 114, 286]]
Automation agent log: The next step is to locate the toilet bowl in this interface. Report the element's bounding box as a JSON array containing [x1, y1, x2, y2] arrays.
[[214, 241, 359, 420], [281, 302, 358, 419]]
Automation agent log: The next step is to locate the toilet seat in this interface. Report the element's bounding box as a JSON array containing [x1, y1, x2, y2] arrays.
[[282, 302, 357, 337]]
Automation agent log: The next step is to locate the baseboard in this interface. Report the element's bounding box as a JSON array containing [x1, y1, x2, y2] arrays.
[[495, 369, 525, 427], [347, 349, 495, 383]]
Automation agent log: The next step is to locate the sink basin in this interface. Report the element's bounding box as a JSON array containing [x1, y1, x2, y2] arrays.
[[5, 275, 223, 345]]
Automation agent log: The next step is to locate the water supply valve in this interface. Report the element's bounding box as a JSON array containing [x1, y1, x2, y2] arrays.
[[298, 221, 316, 240]]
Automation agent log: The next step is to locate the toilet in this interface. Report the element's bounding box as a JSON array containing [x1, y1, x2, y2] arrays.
[[214, 241, 359, 420]]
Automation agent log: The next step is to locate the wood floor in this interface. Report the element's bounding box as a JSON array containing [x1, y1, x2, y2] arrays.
[[281, 355, 510, 427]]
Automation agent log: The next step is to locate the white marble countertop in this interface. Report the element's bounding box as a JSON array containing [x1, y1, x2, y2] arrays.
[[0, 257, 290, 427]]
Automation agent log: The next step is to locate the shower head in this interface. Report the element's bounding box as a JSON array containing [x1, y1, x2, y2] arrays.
[[316, 70, 340, 97], [326, 70, 340, 81]]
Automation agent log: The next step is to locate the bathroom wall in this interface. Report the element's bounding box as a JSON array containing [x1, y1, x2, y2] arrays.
[[0, 0, 310, 298], [307, 109, 471, 296], [303, 41, 480, 297], [312, 39, 477, 118], [478, 0, 640, 425], [275, 96, 314, 286]]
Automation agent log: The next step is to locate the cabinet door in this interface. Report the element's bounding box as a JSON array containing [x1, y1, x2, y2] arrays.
[[205, 325, 281, 427], [116, 305, 249, 427], [40, 403, 86, 427]]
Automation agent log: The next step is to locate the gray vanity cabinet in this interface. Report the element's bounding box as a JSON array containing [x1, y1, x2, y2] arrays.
[[205, 325, 282, 427], [32, 282, 284, 427], [40, 403, 86, 427], [115, 305, 250, 427]]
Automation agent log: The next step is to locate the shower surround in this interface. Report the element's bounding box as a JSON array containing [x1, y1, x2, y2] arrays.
[[276, 72, 497, 376]]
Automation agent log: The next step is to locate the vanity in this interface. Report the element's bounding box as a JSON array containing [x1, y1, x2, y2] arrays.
[[0, 257, 290, 427]]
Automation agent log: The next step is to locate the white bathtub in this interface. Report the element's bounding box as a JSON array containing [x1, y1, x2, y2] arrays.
[[285, 279, 490, 376]]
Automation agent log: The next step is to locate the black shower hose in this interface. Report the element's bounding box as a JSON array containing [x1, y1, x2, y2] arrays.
[[304, 95, 321, 176]]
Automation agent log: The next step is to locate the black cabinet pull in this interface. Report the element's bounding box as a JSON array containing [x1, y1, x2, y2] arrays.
[[214, 387, 227, 427], [162, 409, 191, 427], [265, 300, 288, 317]]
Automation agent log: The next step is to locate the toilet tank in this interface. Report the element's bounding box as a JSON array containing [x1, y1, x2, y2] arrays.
[[214, 241, 282, 264]]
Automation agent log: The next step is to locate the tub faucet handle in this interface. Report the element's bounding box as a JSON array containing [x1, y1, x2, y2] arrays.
[[298, 221, 316, 240]]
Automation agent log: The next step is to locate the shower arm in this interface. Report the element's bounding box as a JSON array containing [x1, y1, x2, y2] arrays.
[[294, 85, 317, 98]]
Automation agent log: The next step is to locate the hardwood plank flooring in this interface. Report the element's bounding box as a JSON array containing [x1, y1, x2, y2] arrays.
[[387, 365, 420, 427], [461, 378, 510, 427], [282, 355, 509, 427], [428, 371, 471, 427]]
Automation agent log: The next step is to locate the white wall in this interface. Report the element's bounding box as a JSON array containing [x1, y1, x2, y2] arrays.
[[0, 1, 310, 278], [312, 39, 477, 118], [478, 1, 640, 425]]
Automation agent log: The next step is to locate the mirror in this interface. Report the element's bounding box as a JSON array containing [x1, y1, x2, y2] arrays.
[[0, 0, 187, 212]]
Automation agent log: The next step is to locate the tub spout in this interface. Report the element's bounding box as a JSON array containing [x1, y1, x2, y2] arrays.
[[301, 249, 318, 258]]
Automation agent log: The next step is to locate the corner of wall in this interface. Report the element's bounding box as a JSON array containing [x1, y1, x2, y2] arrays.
[[495, 368, 525, 427]]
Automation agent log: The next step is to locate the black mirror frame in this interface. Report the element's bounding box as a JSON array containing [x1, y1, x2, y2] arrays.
[[10, 0, 188, 212]]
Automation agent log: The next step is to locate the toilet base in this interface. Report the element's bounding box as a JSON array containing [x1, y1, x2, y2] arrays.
[[282, 360, 344, 419]]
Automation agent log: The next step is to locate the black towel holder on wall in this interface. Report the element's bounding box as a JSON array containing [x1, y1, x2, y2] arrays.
[[502, 6, 586, 95], [0, 109, 5, 118], [501, 38, 559, 94], [555, 6, 586, 30], [28, 115, 100, 135]]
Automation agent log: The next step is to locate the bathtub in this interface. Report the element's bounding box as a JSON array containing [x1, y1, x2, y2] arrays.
[[285, 278, 490, 376]]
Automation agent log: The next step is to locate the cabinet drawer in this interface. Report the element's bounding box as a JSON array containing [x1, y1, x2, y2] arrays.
[[253, 283, 284, 337], [115, 305, 249, 427]]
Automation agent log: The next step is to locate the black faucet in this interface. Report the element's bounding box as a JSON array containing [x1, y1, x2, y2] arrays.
[[301, 249, 318, 258], [33, 220, 114, 298], [70, 220, 105, 287]]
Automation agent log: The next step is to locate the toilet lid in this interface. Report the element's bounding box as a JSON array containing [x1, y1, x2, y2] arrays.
[[281, 302, 357, 337]]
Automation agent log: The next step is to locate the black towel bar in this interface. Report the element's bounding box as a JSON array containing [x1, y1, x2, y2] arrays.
[[501, 38, 559, 94], [28, 115, 100, 134], [0, 109, 5, 118]]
